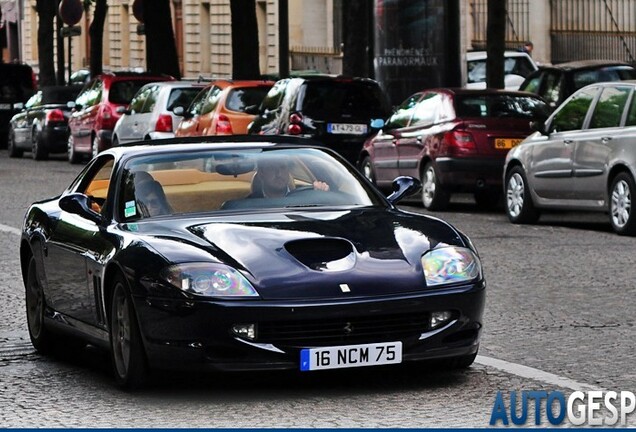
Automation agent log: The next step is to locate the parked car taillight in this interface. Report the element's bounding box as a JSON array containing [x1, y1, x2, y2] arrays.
[[440, 130, 476, 156], [288, 113, 303, 135], [155, 114, 173, 132], [215, 114, 233, 135], [45, 109, 65, 125]]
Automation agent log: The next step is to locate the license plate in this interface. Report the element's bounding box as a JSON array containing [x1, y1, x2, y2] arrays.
[[0, 103, 12, 110], [300, 341, 402, 371], [494, 138, 522, 149], [327, 123, 368, 135]]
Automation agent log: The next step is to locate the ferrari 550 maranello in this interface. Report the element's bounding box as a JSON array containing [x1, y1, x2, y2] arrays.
[[20, 135, 485, 388]]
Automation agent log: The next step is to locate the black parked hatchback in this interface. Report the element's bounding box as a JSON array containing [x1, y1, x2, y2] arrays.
[[248, 76, 392, 165], [519, 60, 636, 109], [0, 62, 36, 146]]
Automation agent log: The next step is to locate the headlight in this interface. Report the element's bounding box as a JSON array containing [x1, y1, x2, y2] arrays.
[[160, 263, 260, 298], [421, 246, 481, 287]]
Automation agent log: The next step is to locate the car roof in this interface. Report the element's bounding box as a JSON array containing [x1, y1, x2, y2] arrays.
[[540, 60, 633, 71]]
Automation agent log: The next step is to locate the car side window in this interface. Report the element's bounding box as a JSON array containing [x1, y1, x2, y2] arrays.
[[188, 88, 209, 116], [25, 92, 42, 109], [411, 93, 443, 127], [260, 79, 289, 112], [539, 72, 562, 107], [522, 74, 542, 93], [625, 90, 636, 127], [77, 156, 115, 214], [86, 80, 103, 107], [201, 86, 222, 115], [551, 87, 597, 132], [75, 81, 95, 108], [141, 86, 160, 113], [129, 86, 151, 114], [385, 92, 423, 129], [589, 86, 631, 129]]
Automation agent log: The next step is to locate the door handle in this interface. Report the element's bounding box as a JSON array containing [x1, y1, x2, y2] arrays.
[[564, 139, 573, 145], [416, 136, 423, 144], [601, 136, 612, 142]]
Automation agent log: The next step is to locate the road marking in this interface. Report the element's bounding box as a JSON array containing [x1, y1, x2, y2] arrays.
[[0, 223, 21, 237], [476, 355, 605, 392]]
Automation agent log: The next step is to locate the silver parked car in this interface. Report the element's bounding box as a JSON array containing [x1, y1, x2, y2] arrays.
[[504, 81, 636, 235], [112, 81, 206, 145]]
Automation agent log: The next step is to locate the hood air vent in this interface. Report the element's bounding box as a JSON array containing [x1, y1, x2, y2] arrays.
[[285, 238, 356, 272]]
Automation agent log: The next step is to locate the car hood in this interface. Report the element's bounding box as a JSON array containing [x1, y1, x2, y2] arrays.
[[133, 207, 467, 300]]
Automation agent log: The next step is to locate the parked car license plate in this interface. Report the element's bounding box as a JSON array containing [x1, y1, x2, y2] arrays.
[[494, 138, 523, 149], [300, 341, 402, 371], [328, 123, 368, 135], [0, 103, 12, 110]]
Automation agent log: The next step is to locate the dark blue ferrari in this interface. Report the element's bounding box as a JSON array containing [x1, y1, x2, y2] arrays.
[[20, 135, 485, 388]]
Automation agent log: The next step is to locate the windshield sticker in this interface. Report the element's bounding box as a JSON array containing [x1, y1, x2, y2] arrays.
[[124, 200, 137, 218]]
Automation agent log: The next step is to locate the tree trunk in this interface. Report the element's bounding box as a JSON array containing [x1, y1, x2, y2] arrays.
[[89, 0, 107, 77], [36, 0, 57, 86], [230, 0, 260, 79], [342, 0, 371, 77], [486, 0, 506, 89], [56, 8, 66, 85], [144, 0, 181, 79]]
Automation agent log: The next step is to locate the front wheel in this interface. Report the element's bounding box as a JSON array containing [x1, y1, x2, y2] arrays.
[[609, 172, 636, 235], [505, 166, 540, 224], [110, 275, 148, 389], [359, 155, 376, 184], [91, 135, 100, 159], [421, 162, 449, 210], [68, 135, 81, 164], [32, 130, 48, 160], [25, 257, 56, 353]]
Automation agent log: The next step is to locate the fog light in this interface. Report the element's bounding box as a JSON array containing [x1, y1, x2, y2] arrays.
[[430, 311, 452, 329], [232, 323, 257, 340]]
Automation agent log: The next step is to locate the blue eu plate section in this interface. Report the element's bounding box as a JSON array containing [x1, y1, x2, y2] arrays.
[[300, 349, 310, 371]]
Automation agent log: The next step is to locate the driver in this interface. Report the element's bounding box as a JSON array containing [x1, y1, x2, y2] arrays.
[[250, 158, 329, 198]]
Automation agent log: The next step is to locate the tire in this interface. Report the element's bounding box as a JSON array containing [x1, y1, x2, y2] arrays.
[[25, 256, 56, 353], [68, 135, 81, 164], [7, 129, 23, 158], [609, 172, 636, 236], [359, 155, 376, 184], [91, 135, 100, 159], [109, 275, 148, 389], [505, 166, 540, 224], [112, 136, 119, 147], [32, 129, 49, 161], [421, 162, 450, 210]]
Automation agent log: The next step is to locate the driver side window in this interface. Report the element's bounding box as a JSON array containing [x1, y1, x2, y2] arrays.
[[78, 157, 115, 214]]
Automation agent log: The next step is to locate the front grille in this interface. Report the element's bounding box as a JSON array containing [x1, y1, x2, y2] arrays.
[[256, 313, 429, 347]]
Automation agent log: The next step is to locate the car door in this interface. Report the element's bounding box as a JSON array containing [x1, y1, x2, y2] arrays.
[[397, 92, 451, 179], [175, 86, 211, 136], [197, 85, 223, 135], [116, 84, 152, 143], [43, 156, 115, 324], [571, 85, 632, 203], [528, 86, 598, 200], [13, 92, 40, 147], [370, 92, 423, 182]]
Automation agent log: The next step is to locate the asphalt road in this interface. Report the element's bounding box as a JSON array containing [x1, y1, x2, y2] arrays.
[[0, 151, 634, 428]]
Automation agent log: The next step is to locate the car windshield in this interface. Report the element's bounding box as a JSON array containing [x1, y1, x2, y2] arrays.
[[120, 147, 383, 219], [455, 94, 550, 120], [572, 66, 636, 91], [298, 81, 391, 119]]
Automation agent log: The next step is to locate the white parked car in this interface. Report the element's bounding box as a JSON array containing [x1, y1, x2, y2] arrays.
[[466, 51, 539, 90], [112, 81, 207, 146]]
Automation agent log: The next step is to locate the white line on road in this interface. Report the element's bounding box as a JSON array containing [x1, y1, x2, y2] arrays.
[[0, 223, 21, 237], [476, 355, 605, 392], [0, 222, 607, 392]]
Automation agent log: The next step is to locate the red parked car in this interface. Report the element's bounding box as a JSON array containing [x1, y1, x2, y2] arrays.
[[67, 72, 174, 163], [359, 88, 550, 210]]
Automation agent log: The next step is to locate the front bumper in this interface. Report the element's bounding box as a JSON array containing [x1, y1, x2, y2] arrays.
[[134, 282, 485, 372]]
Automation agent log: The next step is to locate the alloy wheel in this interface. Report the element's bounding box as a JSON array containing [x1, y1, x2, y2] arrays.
[[506, 172, 525, 219], [112, 284, 132, 378], [26, 259, 44, 341], [611, 179, 631, 229]]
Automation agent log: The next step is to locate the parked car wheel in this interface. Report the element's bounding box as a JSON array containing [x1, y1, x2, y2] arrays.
[[505, 166, 540, 224], [32, 129, 48, 160], [92, 135, 100, 158], [67, 135, 81, 164], [25, 257, 56, 353], [110, 275, 148, 389], [7, 129, 23, 158], [359, 155, 376, 184], [112, 136, 119, 147], [609, 172, 636, 236], [421, 162, 449, 210]]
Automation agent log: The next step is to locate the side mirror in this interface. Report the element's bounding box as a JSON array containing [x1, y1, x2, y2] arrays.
[[370, 118, 385, 130], [387, 176, 422, 204], [116, 106, 129, 115], [173, 106, 185, 116], [14, 102, 24, 110], [59, 193, 103, 224], [67, 101, 76, 109], [530, 120, 549, 136]]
